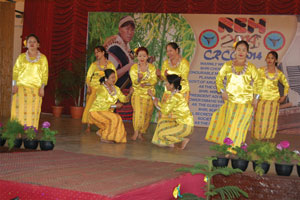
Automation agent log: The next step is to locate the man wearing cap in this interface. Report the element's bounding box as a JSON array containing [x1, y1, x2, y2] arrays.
[[104, 15, 135, 89]]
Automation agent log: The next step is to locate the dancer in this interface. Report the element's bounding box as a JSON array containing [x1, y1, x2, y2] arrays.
[[251, 51, 289, 140], [149, 75, 194, 150], [82, 46, 117, 132], [205, 40, 262, 148], [89, 69, 133, 143], [157, 42, 190, 101], [129, 47, 157, 140], [11, 34, 48, 129]]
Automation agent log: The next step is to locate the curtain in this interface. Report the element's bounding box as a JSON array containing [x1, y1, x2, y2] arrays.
[[22, 0, 300, 113]]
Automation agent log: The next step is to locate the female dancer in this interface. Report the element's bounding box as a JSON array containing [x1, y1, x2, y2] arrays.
[[157, 42, 190, 101], [11, 34, 48, 129], [82, 46, 117, 132], [205, 40, 262, 148], [149, 75, 194, 150], [251, 51, 289, 139], [89, 69, 133, 143], [129, 47, 157, 140]]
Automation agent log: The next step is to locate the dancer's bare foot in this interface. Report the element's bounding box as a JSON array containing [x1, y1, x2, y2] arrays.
[[96, 130, 101, 137], [131, 131, 138, 141], [179, 138, 190, 150], [85, 125, 90, 133], [168, 144, 175, 148], [101, 139, 114, 144], [138, 134, 145, 141]]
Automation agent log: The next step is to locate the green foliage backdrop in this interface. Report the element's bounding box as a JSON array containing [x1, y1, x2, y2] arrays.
[[87, 12, 195, 121]]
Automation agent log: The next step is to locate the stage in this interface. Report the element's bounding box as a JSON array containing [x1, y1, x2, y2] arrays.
[[0, 112, 300, 199]]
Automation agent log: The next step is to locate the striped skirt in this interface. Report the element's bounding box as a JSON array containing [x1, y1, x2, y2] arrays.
[[11, 86, 42, 129], [89, 111, 127, 143], [82, 87, 97, 124], [131, 94, 154, 134], [205, 101, 253, 147], [152, 118, 193, 146], [251, 100, 279, 140]]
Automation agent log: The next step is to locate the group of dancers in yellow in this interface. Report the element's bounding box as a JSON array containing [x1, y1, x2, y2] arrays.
[[11, 33, 289, 150], [81, 43, 193, 149], [205, 40, 289, 148]]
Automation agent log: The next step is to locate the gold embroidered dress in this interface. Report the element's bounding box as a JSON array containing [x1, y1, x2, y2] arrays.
[[129, 63, 157, 134], [11, 52, 48, 128], [251, 67, 289, 139], [152, 92, 194, 146], [161, 58, 190, 101], [89, 84, 129, 143], [82, 61, 117, 124], [205, 61, 261, 147]]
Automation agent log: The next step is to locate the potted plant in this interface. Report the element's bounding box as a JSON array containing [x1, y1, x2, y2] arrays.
[[2, 119, 24, 149], [177, 157, 248, 200], [0, 122, 5, 146], [23, 125, 39, 149], [231, 143, 251, 171], [57, 57, 86, 119], [274, 141, 294, 176], [293, 150, 300, 177], [40, 121, 57, 150], [248, 140, 276, 175], [209, 137, 233, 167], [51, 81, 64, 117]]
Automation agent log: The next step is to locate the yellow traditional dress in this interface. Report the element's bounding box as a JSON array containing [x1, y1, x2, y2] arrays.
[[11, 52, 48, 128], [205, 61, 261, 147], [251, 67, 289, 139], [130, 63, 157, 134], [89, 84, 129, 143], [82, 61, 117, 124], [161, 58, 190, 101], [152, 92, 194, 146]]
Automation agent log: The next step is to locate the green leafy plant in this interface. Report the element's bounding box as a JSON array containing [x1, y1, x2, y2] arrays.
[[24, 125, 38, 140], [2, 119, 24, 149], [247, 140, 276, 175], [177, 157, 248, 200], [232, 143, 251, 161], [274, 141, 295, 164], [57, 57, 86, 107], [41, 121, 57, 144], [293, 150, 300, 165], [209, 137, 233, 157]]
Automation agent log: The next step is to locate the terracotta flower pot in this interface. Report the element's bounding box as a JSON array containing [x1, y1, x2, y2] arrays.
[[52, 106, 63, 117], [70, 106, 84, 119]]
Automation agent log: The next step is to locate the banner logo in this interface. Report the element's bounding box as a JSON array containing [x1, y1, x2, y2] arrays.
[[264, 31, 285, 51], [199, 29, 219, 49]]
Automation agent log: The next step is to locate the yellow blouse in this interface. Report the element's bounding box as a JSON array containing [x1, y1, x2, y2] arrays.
[[89, 84, 129, 112], [13, 53, 48, 88], [161, 58, 190, 94], [158, 92, 194, 126], [129, 63, 157, 98], [216, 61, 262, 104], [86, 61, 117, 88], [258, 67, 289, 101]]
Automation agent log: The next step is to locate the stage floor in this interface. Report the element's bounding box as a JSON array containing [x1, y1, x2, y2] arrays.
[[36, 112, 300, 176], [1, 112, 300, 173]]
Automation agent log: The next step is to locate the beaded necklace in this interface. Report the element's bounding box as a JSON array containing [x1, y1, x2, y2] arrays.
[[103, 83, 116, 96], [138, 63, 150, 81], [26, 50, 41, 63], [265, 67, 278, 80], [97, 60, 108, 71], [231, 60, 248, 75], [168, 57, 181, 68]]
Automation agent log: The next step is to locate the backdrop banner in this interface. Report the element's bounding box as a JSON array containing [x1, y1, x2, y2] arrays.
[[87, 13, 300, 127]]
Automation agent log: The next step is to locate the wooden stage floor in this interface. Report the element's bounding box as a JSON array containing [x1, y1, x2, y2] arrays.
[[1, 112, 300, 176]]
